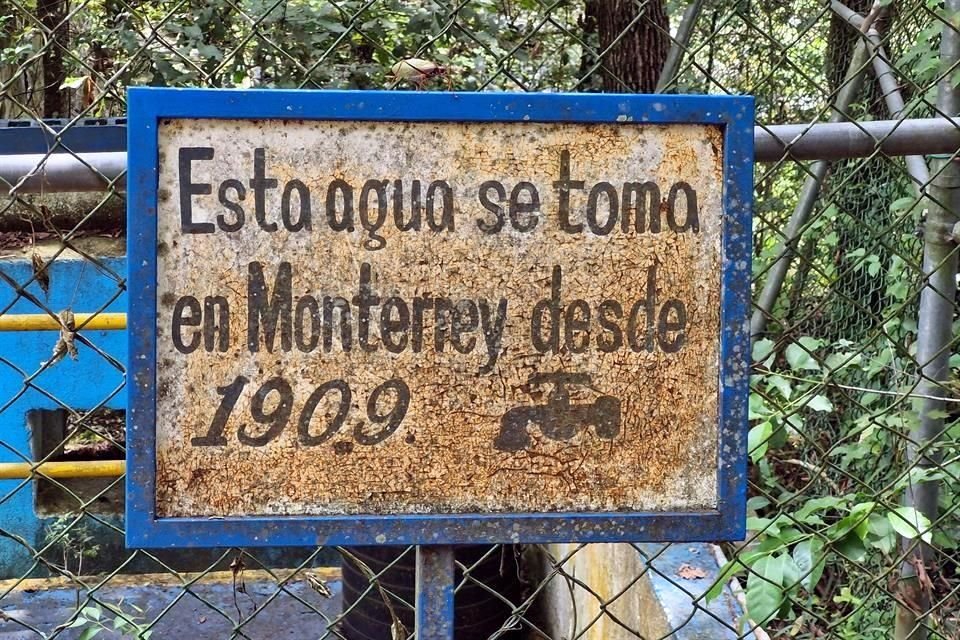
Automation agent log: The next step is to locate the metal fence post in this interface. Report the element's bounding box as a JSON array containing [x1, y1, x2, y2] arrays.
[[895, 3, 960, 639], [415, 545, 456, 640], [750, 38, 871, 337], [655, 0, 705, 93], [834, 0, 932, 191]]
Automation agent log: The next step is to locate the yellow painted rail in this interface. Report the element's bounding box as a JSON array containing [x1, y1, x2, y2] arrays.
[[0, 460, 125, 480], [0, 312, 126, 331]]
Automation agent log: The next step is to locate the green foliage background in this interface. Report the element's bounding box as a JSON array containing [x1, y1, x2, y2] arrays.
[[1, 1, 959, 638]]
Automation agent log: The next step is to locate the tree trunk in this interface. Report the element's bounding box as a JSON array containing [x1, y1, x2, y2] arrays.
[[583, 0, 669, 93], [37, 0, 68, 117]]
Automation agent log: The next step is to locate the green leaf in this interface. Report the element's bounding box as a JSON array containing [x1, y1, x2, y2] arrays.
[[752, 338, 775, 364], [846, 247, 866, 261], [888, 280, 909, 301], [833, 585, 862, 606], [867, 513, 896, 554], [748, 422, 773, 463], [68, 617, 90, 628], [78, 628, 102, 640], [785, 339, 821, 371], [780, 553, 802, 591], [831, 501, 876, 540], [766, 374, 792, 399], [61, 75, 89, 90], [825, 351, 861, 371], [747, 515, 778, 537], [780, 414, 803, 441], [795, 496, 843, 522], [890, 196, 918, 213], [704, 557, 748, 602], [746, 555, 785, 623], [792, 538, 825, 592], [806, 394, 833, 412], [835, 533, 867, 562], [756, 537, 788, 554], [748, 392, 771, 420], [82, 607, 102, 621], [196, 44, 222, 60], [855, 513, 871, 540], [773, 526, 807, 545], [887, 507, 933, 544]]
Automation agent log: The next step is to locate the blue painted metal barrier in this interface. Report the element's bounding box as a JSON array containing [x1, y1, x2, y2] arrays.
[[0, 256, 126, 576], [0, 118, 126, 155]]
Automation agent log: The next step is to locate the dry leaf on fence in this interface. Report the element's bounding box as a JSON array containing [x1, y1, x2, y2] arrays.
[[31, 252, 49, 295], [306, 572, 333, 599], [47, 310, 78, 365], [677, 564, 708, 580]]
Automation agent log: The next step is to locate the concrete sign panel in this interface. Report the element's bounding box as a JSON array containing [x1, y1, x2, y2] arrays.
[[126, 90, 753, 547]]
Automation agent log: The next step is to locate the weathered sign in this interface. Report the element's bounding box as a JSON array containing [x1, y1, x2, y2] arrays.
[[127, 90, 753, 546]]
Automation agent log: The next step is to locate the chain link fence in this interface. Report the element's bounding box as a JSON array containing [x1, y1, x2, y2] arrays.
[[1, 0, 959, 638]]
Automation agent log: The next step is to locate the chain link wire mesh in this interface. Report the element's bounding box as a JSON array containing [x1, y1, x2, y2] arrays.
[[1, 0, 959, 638]]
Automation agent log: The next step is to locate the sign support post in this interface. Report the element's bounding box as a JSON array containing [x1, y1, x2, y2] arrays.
[[415, 546, 456, 640]]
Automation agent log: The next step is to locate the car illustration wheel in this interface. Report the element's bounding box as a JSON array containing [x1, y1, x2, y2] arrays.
[[593, 396, 621, 439]]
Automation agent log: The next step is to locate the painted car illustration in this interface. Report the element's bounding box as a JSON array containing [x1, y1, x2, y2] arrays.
[[494, 373, 621, 452]]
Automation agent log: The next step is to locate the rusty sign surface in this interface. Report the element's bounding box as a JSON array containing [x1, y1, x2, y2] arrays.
[[126, 90, 753, 547]]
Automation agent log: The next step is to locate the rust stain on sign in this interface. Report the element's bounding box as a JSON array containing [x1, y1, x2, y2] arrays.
[[154, 119, 724, 517]]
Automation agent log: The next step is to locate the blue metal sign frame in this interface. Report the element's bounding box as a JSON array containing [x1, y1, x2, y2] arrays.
[[126, 88, 753, 548]]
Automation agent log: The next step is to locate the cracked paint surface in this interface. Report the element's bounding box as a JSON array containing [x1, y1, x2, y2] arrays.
[[153, 118, 724, 517]]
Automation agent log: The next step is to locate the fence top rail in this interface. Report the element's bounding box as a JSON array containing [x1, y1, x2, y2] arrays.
[[1, 117, 957, 194]]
